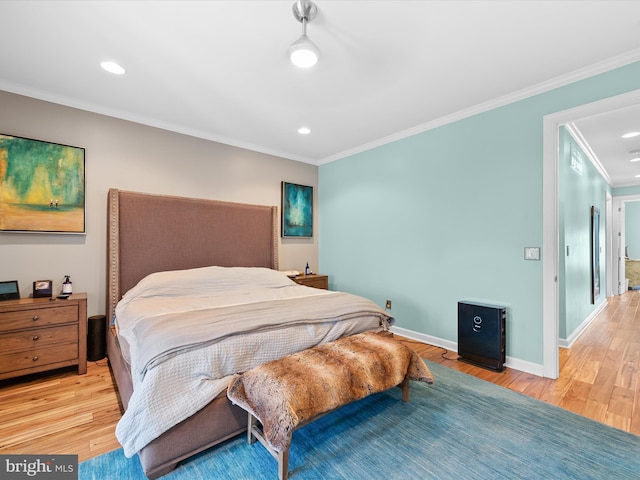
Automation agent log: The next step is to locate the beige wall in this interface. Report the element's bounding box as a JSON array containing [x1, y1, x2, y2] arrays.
[[0, 90, 318, 317]]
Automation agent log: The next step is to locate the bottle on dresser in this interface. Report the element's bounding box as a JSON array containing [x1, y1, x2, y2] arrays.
[[62, 275, 73, 294]]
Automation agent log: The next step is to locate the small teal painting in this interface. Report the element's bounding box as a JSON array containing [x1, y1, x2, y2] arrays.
[[0, 134, 85, 233], [281, 182, 312, 237]]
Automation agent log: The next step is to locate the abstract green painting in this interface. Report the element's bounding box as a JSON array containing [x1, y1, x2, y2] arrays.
[[0, 134, 85, 233], [281, 181, 312, 237]]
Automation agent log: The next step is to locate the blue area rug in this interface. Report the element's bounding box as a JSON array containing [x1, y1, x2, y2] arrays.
[[80, 361, 640, 479]]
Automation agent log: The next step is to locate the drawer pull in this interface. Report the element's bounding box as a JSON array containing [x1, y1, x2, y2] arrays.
[[32, 315, 39, 321], [32, 355, 39, 361], [32, 335, 39, 341]]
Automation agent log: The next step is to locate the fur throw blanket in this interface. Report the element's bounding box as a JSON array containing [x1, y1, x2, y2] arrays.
[[227, 331, 434, 452]]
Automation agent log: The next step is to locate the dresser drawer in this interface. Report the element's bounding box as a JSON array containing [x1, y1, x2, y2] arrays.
[[0, 324, 78, 354], [0, 342, 78, 374], [0, 294, 87, 379], [0, 305, 78, 332]]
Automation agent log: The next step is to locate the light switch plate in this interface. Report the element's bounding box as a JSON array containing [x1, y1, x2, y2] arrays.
[[524, 247, 540, 260]]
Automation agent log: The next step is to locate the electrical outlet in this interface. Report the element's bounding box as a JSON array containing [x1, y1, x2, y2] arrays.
[[385, 299, 392, 310]]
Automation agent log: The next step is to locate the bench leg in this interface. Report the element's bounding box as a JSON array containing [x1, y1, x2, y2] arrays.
[[278, 448, 290, 480], [248, 412, 257, 444], [247, 411, 291, 479], [401, 376, 410, 402]]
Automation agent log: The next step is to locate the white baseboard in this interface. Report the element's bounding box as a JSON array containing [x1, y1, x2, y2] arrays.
[[391, 326, 458, 352], [391, 325, 545, 377], [558, 300, 607, 349]]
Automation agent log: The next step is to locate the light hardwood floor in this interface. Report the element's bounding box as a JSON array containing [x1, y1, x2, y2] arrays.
[[0, 359, 121, 462], [0, 291, 638, 463]]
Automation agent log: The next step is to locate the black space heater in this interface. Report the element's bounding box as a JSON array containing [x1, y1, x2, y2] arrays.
[[458, 302, 506, 371]]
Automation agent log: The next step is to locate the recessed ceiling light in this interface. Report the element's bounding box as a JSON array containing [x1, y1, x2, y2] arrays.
[[100, 61, 125, 75], [630, 157, 640, 162], [297, 127, 311, 135], [622, 131, 640, 139], [635, 174, 640, 178]]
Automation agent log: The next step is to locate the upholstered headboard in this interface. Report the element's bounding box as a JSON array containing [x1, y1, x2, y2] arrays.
[[107, 189, 279, 321]]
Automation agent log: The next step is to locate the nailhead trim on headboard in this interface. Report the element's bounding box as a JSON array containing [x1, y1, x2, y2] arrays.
[[272, 206, 279, 271], [107, 188, 120, 323]]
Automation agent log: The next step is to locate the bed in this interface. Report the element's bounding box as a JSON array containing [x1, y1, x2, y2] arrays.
[[106, 189, 392, 479]]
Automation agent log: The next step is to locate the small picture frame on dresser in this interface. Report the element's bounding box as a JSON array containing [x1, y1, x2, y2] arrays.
[[33, 279, 53, 298], [0, 280, 20, 301]]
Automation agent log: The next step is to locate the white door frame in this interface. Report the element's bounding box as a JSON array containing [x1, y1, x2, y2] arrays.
[[614, 198, 626, 295], [606, 191, 613, 297], [542, 88, 640, 379]]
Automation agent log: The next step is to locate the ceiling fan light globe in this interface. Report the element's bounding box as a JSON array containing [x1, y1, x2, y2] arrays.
[[289, 35, 319, 68]]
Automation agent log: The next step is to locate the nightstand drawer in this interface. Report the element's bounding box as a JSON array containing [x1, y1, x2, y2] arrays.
[[0, 324, 78, 354], [293, 274, 328, 289], [0, 304, 78, 332], [0, 342, 78, 374]]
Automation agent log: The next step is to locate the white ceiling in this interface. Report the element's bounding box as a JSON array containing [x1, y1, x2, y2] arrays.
[[572, 104, 640, 187], [1, 1, 640, 184]]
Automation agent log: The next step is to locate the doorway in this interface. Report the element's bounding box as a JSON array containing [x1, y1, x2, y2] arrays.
[[542, 88, 640, 379], [614, 196, 640, 294]]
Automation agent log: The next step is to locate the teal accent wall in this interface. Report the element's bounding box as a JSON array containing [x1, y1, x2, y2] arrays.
[[625, 201, 640, 259], [558, 127, 608, 340], [319, 61, 640, 366]]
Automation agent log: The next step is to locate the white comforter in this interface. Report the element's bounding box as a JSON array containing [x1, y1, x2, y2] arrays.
[[114, 266, 392, 457]]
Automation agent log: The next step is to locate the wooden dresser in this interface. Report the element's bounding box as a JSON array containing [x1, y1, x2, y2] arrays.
[[293, 274, 328, 289], [0, 293, 87, 380]]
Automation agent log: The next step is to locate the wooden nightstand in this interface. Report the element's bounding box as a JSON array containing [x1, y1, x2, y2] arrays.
[[0, 293, 87, 380], [293, 274, 329, 290]]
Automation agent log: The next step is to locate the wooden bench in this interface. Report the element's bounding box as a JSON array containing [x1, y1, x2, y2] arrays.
[[227, 331, 434, 479]]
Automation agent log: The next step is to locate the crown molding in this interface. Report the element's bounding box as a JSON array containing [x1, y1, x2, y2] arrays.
[[319, 48, 640, 166]]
